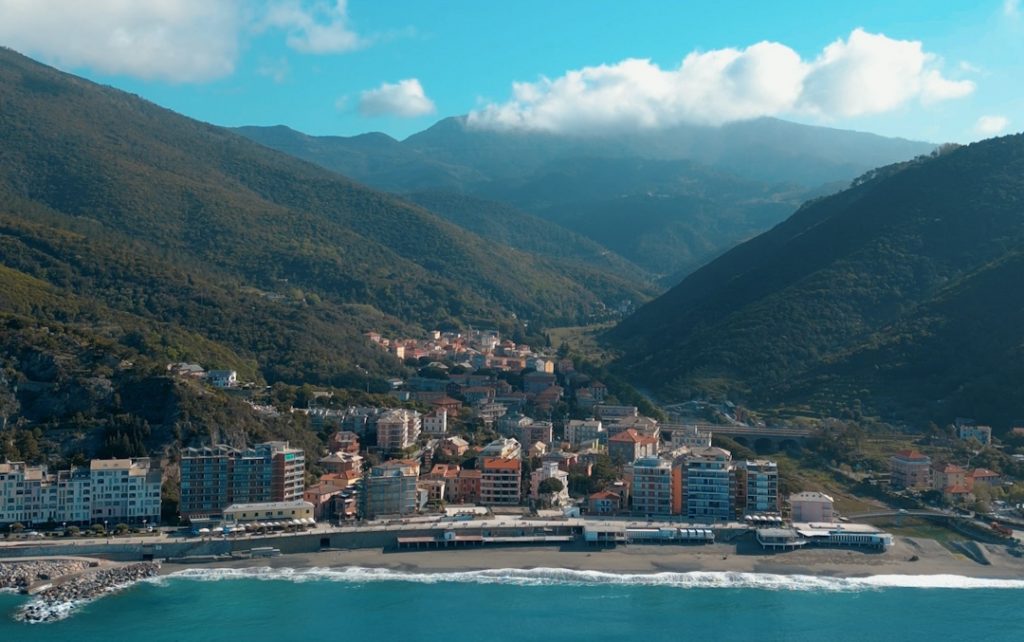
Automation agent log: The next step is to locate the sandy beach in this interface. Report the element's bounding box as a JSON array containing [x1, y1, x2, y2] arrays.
[[158, 537, 1024, 580]]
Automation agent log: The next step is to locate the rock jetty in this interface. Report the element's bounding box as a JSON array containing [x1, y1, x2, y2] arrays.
[[16, 561, 161, 623], [0, 559, 91, 590]]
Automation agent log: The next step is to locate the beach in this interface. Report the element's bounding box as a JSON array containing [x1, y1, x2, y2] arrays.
[[158, 535, 1024, 579]]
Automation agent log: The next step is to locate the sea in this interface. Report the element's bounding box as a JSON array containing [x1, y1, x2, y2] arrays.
[[2, 567, 1023, 641]]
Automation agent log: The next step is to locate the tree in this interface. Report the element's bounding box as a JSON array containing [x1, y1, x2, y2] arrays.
[[538, 478, 564, 494]]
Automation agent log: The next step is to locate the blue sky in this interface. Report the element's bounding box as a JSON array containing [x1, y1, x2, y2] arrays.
[[1, 0, 1021, 143]]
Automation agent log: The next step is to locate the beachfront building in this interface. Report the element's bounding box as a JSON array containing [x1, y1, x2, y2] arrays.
[[222, 500, 314, 524], [789, 491, 835, 522], [362, 461, 419, 518], [89, 458, 162, 525], [588, 490, 623, 514], [682, 447, 736, 521], [179, 442, 305, 519], [529, 461, 570, 505], [376, 409, 421, 454], [739, 460, 779, 515], [480, 457, 522, 505], [890, 450, 932, 490], [631, 457, 674, 516], [0, 458, 159, 527]]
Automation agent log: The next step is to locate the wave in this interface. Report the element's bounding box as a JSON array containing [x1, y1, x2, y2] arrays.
[[163, 566, 1024, 591]]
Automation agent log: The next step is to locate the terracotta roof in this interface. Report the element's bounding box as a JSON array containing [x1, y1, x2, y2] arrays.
[[893, 450, 929, 460], [589, 490, 621, 500], [970, 468, 1000, 478], [482, 457, 521, 471]]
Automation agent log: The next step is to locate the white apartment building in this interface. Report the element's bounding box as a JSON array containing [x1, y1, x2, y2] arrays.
[[376, 409, 422, 454], [741, 460, 779, 515], [684, 447, 735, 521], [0, 458, 160, 526]]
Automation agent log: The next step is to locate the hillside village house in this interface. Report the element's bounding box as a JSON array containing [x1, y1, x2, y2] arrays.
[[889, 450, 932, 490]]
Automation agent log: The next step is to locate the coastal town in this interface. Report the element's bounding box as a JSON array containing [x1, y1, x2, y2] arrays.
[[5, 327, 1024, 621]]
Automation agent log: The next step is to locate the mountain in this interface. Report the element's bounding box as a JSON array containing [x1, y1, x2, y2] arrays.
[[236, 118, 933, 279], [609, 135, 1024, 430], [0, 47, 648, 395]]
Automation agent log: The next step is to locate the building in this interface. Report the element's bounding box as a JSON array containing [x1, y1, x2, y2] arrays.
[[363, 461, 419, 518], [588, 490, 623, 514], [740, 460, 779, 515], [0, 459, 159, 527], [566, 420, 605, 448], [480, 437, 522, 460], [595, 405, 638, 420], [608, 416, 660, 440], [480, 457, 522, 505], [222, 500, 314, 523], [631, 457, 673, 516], [518, 421, 554, 448], [498, 414, 532, 438], [422, 409, 449, 435], [530, 461, 570, 505], [452, 469, 482, 504], [179, 442, 305, 518], [376, 409, 422, 454], [318, 451, 363, 476], [665, 423, 713, 449], [609, 428, 659, 463], [931, 463, 968, 493], [681, 447, 735, 521], [439, 436, 470, 458], [789, 492, 835, 523], [207, 369, 238, 388], [958, 424, 992, 446], [328, 431, 360, 453], [889, 450, 932, 490], [89, 459, 163, 525]]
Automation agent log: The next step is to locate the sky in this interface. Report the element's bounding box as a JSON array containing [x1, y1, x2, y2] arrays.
[[0, 0, 1021, 143]]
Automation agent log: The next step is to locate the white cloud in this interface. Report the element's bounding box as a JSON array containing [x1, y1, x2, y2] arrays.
[[358, 79, 436, 118], [469, 29, 974, 133], [262, 0, 364, 54], [1005, 0, 1020, 17], [0, 0, 242, 82], [974, 115, 1010, 136]]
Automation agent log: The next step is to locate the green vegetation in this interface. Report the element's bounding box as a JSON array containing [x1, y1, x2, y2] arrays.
[[611, 136, 1024, 432], [237, 117, 931, 282]]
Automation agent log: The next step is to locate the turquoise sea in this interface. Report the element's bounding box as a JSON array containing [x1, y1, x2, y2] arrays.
[[2, 567, 1023, 641]]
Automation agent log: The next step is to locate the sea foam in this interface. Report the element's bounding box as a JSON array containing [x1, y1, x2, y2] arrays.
[[164, 566, 1024, 591]]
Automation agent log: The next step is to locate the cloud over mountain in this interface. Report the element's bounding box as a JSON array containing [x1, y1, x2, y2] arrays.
[[358, 78, 436, 117], [468, 29, 974, 133]]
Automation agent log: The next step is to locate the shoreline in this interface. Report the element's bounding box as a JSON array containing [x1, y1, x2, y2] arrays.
[[157, 536, 1024, 581]]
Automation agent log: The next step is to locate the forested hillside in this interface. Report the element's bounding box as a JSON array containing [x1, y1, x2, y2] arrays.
[[610, 136, 1024, 429]]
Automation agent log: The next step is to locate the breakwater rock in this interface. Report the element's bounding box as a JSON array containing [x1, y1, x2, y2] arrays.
[[17, 562, 161, 623], [0, 559, 91, 590]]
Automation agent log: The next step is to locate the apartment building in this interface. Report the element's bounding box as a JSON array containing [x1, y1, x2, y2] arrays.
[[631, 457, 674, 516], [375, 409, 421, 454], [480, 457, 522, 505], [362, 461, 419, 518], [739, 460, 779, 515], [0, 458, 159, 526], [179, 442, 305, 518], [682, 447, 736, 521]]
